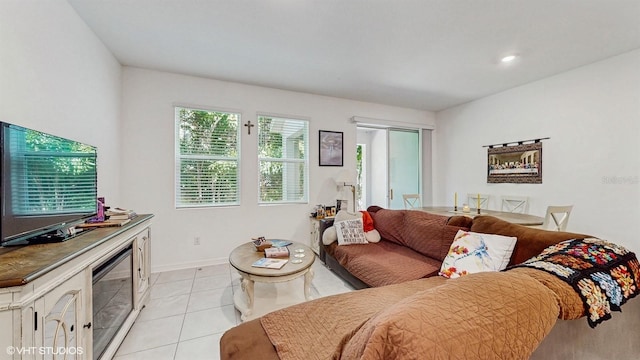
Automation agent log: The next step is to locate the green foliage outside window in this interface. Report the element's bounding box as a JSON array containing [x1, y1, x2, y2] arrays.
[[258, 116, 308, 203], [176, 109, 307, 206], [176, 107, 239, 207]]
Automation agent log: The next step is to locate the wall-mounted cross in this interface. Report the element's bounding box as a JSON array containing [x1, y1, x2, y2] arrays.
[[244, 121, 255, 135]]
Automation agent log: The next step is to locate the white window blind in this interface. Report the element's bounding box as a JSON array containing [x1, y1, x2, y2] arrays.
[[258, 115, 308, 204], [175, 107, 240, 208]]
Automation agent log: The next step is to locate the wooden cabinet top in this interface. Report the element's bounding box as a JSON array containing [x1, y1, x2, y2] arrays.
[[0, 214, 153, 288]]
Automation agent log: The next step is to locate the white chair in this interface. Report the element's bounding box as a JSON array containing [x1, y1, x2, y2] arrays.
[[501, 195, 529, 214], [402, 194, 422, 209], [467, 193, 490, 210], [541, 205, 573, 231]]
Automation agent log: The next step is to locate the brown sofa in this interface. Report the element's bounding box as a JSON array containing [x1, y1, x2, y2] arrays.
[[321, 207, 585, 289], [220, 209, 640, 359]]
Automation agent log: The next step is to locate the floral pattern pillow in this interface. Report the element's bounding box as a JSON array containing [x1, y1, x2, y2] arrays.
[[439, 230, 517, 279]]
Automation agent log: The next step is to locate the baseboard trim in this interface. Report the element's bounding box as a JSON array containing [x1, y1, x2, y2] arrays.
[[151, 257, 229, 274]]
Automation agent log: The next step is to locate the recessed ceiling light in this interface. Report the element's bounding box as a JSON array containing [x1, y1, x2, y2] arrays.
[[501, 55, 518, 63]]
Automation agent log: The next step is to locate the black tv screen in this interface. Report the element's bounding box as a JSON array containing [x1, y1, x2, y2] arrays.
[[1, 122, 97, 246]]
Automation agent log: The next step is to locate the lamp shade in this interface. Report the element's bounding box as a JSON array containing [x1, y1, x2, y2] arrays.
[[335, 169, 355, 186]]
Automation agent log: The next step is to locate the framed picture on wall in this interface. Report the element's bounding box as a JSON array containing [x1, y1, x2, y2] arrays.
[[319, 130, 343, 166], [487, 142, 542, 183]]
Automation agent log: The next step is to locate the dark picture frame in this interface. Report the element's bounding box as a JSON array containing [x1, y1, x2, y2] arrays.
[[487, 142, 542, 183], [319, 130, 343, 166]]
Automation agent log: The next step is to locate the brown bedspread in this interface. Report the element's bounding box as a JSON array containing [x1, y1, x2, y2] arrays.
[[507, 267, 585, 320], [260, 276, 447, 360], [336, 271, 560, 360], [261, 271, 572, 360], [326, 240, 442, 287]]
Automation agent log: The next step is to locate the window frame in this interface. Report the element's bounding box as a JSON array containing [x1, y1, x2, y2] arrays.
[[257, 114, 309, 205], [174, 105, 242, 209]]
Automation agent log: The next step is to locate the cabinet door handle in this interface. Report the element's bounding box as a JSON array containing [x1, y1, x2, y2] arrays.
[[390, 189, 394, 200], [83, 322, 92, 329]]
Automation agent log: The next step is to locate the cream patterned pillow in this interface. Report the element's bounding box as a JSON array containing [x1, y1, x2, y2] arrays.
[[335, 218, 368, 245], [439, 230, 517, 279]]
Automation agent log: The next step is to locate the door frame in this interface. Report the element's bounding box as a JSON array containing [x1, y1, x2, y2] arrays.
[[356, 125, 429, 209]]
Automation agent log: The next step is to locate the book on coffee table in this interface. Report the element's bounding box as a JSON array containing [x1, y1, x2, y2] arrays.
[[251, 258, 288, 269], [269, 239, 293, 247]]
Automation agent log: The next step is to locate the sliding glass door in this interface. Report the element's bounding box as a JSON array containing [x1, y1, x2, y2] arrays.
[[356, 127, 421, 210], [388, 129, 420, 209]]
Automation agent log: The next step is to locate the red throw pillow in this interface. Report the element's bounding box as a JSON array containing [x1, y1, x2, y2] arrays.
[[360, 211, 375, 232]]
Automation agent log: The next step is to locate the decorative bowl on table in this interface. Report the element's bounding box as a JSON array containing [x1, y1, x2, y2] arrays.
[[252, 237, 272, 251]]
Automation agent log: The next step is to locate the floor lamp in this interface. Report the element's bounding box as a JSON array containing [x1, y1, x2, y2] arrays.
[[335, 169, 356, 212]]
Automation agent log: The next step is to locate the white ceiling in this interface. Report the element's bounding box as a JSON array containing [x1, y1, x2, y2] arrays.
[[67, 0, 640, 111]]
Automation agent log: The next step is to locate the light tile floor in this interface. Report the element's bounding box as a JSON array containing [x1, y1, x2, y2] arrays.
[[114, 259, 354, 360]]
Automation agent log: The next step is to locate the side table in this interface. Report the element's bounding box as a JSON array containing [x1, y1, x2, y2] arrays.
[[310, 217, 334, 262]]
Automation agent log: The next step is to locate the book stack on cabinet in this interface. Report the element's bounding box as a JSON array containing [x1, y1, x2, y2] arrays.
[[106, 208, 137, 220]]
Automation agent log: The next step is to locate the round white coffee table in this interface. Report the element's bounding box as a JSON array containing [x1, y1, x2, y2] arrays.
[[229, 241, 315, 321]]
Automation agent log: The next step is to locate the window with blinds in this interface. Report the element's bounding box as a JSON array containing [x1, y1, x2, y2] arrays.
[[175, 107, 240, 208], [258, 115, 308, 204]]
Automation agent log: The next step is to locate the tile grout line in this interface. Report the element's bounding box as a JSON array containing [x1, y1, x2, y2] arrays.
[[172, 268, 198, 360]]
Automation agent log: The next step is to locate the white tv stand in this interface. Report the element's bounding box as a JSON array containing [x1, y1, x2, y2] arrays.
[[0, 214, 153, 360]]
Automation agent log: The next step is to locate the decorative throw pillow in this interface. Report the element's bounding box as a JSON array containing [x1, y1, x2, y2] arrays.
[[322, 210, 363, 245], [439, 230, 517, 279], [322, 226, 338, 245], [364, 228, 381, 243], [336, 218, 368, 245]]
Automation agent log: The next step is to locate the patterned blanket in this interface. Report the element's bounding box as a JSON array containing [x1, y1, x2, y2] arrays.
[[509, 238, 640, 327]]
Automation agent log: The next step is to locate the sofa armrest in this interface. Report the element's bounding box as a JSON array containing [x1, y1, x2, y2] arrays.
[[220, 318, 279, 360], [470, 215, 589, 265], [318, 218, 334, 263]]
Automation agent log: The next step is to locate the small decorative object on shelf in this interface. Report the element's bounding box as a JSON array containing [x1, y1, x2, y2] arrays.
[[77, 218, 131, 228], [252, 237, 272, 251], [264, 247, 289, 258]]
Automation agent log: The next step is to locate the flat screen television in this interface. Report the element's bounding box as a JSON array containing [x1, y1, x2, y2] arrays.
[[1, 122, 98, 246]]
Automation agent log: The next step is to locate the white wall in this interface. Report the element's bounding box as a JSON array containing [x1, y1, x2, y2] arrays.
[[120, 67, 434, 271], [0, 0, 123, 203], [356, 128, 389, 208], [433, 50, 640, 251]]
